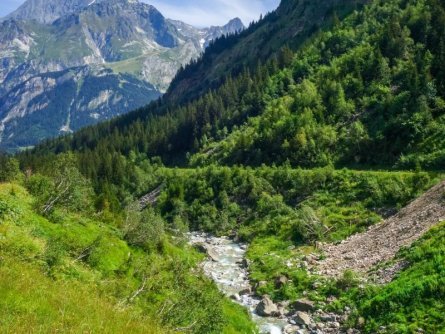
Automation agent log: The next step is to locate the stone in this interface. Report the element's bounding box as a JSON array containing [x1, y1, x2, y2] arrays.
[[326, 296, 338, 304], [330, 322, 340, 329], [239, 287, 252, 295], [193, 243, 207, 254], [230, 293, 240, 301], [320, 314, 337, 322], [275, 275, 289, 288], [284, 324, 300, 334], [193, 243, 219, 261], [255, 281, 268, 292], [316, 323, 325, 329], [357, 317, 366, 328], [255, 295, 279, 317], [277, 305, 288, 317], [292, 298, 316, 312], [294, 311, 312, 326], [206, 246, 219, 262], [237, 258, 249, 268]]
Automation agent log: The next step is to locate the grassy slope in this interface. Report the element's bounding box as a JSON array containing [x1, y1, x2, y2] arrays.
[[329, 221, 445, 333], [191, 0, 445, 170], [0, 183, 255, 333]]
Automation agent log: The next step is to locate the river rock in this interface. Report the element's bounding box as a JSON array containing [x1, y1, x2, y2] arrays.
[[294, 311, 312, 326], [230, 293, 241, 301], [255, 295, 279, 317], [206, 246, 219, 262], [236, 258, 249, 268], [193, 243, 219, 261], [239, 287, 252, 295], [292, 299, 315, 312], [284, 325, 301, 334], [320, 314, 337, 322], [193, 243, 207, 253]]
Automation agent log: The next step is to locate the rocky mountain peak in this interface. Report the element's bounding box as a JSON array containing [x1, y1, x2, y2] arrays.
[[5, 0, 93, 24], [223, 17, 244, 32]]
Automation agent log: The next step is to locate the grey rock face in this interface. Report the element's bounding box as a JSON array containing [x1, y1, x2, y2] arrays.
[[5, 0, 93, 24], [0, 0, 244, 151]]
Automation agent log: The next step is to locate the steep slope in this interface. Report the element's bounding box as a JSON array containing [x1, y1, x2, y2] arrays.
[[26, 0, 364, 167], [318, 180, 445, 280], [189, 0, 445, 169], [166, 0, 366, 104], [0, 179, 255, 334], [0, 66, 159, 150], [0, 0, 244, 152]]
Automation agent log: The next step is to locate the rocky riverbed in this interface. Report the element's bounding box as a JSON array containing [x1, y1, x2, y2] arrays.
[[189, 232, 361, 334], [189, 232, 288, 333]]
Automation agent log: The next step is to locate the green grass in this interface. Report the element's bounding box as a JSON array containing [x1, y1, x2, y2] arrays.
[[0, 257, 162, 334], [355, 222, 445, 333], [0, 183, 255, 333]]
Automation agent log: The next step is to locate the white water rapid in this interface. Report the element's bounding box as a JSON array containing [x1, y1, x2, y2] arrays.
[[189, 233, 289, 334]]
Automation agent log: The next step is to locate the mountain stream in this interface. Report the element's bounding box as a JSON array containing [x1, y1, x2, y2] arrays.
[[189, 233, 288, 334]]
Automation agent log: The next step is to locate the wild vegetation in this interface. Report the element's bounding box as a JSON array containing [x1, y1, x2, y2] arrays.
[[0, 159, 254, 333], [2, 0, 445, 332]]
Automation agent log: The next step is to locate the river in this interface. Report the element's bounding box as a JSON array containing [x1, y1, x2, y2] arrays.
[[189, 233, 289, 334]]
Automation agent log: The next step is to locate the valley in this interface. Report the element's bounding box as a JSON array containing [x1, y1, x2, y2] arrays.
[[1, 0, 445, 333]]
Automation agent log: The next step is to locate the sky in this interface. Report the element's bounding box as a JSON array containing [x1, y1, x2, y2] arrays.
[[0, 0, 280, 27]]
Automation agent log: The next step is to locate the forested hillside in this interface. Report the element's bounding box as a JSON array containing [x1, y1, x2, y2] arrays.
[[2, 0, 445, 333]]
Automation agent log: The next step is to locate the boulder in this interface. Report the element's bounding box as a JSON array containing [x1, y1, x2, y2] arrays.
[[239, 287, 252, 295], [292, 298, 315, 312], [206, 246, 219, 262], [255, 295, 279, 317], [320, 314, 337, 322], [275, 275, 289, 288], [236, 258, 249, 268], [294, 311, 312, 326], [193, 243, 207, 254], [230, 293, 241, 301], [284, 325, 301, 334], [193, 243, 218, 261]]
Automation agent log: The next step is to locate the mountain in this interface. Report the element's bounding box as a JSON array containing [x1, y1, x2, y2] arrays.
[[166, 0, 366, 104], [0, 0, 244, 152], [4, 0, 93, 24]]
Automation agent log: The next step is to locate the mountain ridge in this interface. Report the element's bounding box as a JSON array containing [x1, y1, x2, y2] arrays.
[[0, 0, 244, 152]]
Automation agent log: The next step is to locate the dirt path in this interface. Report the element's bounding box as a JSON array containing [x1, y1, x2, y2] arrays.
[[317, 181, 445, 281]]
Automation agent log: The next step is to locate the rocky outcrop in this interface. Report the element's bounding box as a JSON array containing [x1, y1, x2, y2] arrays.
[[317, 181, 445, 281]]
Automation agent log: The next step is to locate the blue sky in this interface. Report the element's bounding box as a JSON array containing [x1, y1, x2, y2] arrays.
[[0, 0, 280, 27]]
